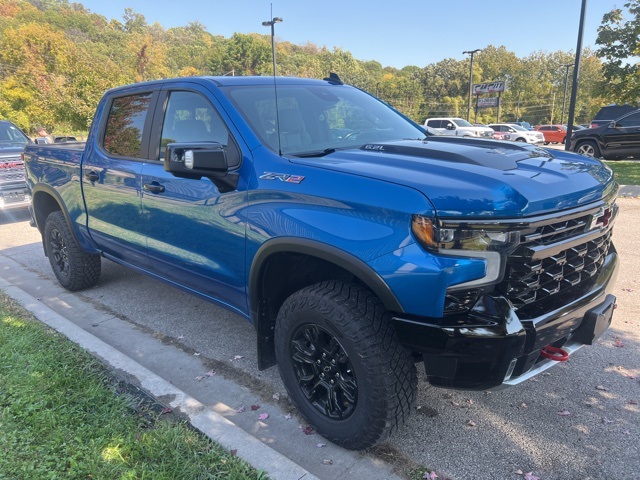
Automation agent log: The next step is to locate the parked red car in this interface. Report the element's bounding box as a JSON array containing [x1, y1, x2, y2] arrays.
[[535, 125, 567, 144]]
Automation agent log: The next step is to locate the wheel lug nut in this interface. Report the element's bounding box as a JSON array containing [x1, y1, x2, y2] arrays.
[[322, 353, 326, 358], [320, 373, 325, 378], [330, 380, 334, 384], [317, 359, 321, 364], [331, 359, 336, 364]]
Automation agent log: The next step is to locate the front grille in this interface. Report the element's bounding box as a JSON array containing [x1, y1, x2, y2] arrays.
[[498, 204, 616, 318]]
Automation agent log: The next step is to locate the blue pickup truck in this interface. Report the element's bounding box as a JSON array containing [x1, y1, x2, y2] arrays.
[[23, 75, 619, 450]]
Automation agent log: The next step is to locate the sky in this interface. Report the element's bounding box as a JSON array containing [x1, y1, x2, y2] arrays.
[[77, 1, 618, 69]]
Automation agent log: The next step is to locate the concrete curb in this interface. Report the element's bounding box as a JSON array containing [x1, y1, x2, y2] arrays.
[[0, 277, 319, 480]]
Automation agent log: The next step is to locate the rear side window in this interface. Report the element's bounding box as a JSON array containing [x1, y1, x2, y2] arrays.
[[427, 120, 441, 128], [103, 93, 153, 157]]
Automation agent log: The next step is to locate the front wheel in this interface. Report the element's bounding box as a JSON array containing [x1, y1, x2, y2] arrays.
[[575, 140, 601, 158], [275, 281, 417, 450], [44, 211, 101, 291]]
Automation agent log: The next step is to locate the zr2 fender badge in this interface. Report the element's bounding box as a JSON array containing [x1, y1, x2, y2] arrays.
[[260, 172, 305, 184]]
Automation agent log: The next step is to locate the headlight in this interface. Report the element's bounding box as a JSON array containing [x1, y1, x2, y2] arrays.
[[411, 215, 521, 289], [411, 215, 520, 253]]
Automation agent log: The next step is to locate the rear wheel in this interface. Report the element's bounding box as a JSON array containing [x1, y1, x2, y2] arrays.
[[575, 140, 601, 158], [275, 281, 417, 450], [44, 211, 101, 291]]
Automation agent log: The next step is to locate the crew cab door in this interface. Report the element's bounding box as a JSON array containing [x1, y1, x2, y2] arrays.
[[140, 86, 248, 314], [83, 89, 159, 267]]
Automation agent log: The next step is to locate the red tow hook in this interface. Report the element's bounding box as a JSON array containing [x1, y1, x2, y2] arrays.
[[540, 346, 569, 362]]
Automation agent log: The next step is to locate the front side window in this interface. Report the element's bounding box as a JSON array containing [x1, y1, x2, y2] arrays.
[[160, 91, 240, 167], [616, 112, 640, 127], [103, 93, 153, 157]]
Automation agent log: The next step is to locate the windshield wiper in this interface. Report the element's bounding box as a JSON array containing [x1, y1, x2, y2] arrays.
[[292, 148, 337, 158]]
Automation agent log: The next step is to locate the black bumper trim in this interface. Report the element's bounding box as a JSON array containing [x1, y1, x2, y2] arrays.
[[392, 251, 618, 390]]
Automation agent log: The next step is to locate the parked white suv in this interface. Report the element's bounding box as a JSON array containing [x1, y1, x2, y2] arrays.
[[424, 117, 494, 138], [487, 124, 545, 144]]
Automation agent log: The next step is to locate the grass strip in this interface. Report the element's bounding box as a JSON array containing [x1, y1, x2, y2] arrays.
[[0, 293, 267, 480], [605, 160, 640, 186]]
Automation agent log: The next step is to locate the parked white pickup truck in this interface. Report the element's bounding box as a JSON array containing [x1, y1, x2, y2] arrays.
[[424, 117, 494, 138]]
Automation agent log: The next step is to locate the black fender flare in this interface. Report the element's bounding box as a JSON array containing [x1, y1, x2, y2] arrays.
[[249, 237, 403, 319]]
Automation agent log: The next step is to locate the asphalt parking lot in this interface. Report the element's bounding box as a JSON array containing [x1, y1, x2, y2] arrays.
[[0, 194, 638, 480]]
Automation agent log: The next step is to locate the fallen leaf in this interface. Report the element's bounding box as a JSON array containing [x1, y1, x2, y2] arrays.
[[195, 375, 205, 381], [258, 413, 269, 421], [316, 443, 326, 448], [467, 420, 476, 427], [322, 459, 333, 465], [623, 429, 630, 435], [451, 401, 460, 407], [628, 399, 638, 405], [520, 402, 528, 409], [233, 355, 244, 360], [272, 393, 281, 401], [194, 352, 201, 356], [515, 470, 524, 475], [301, 425, 314, 435], [284, 413, 292, 419], [236, 406, 245, 413], [206, 370, 216, 377], [557, 409, 571, 416], [229, 449, 237, 456], [467, 398, 474, 405], [602, 417, 614, 424], [423, 471, 438, 479], [614, 337, 624, 348], [596, 385, 609, 391], [161, 407, 172, 414], [250, 405, 260, 411], [622, 288, 634, 292], [177, 335, 185, 339], [524, 472, 540, 480]]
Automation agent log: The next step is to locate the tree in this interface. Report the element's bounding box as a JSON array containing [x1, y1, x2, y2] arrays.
[[596, 0, 640, 103]]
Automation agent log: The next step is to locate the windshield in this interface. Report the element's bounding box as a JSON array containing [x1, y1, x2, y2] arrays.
[[0, 122, 30, 147], [224, 83, 425, 156], [510, 124, 527, 132], [452, 118, 473, 127]]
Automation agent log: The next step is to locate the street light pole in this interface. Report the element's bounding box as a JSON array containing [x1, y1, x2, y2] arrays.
[[463, 49, 481, 121], [262, 16, 283, 76], [560, 63, 574, 125]]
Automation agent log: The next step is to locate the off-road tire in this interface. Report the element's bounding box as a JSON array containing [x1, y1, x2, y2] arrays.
[[275, 281, 417, 450], [44, 211, 101, 291]]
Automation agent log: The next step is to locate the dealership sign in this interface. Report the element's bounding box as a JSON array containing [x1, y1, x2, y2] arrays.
[[473, 81, 507, 95], [477, 97, 499, 108]]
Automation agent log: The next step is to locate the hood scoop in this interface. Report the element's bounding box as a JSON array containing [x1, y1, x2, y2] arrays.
[[360, 139, 554, 171]]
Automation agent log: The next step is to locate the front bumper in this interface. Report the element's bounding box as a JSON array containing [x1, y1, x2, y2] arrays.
[[392, 250, 618, 390]]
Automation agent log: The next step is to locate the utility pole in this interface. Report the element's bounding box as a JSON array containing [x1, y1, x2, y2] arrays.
[[463, 49, 482, 121], [561, 63, 574, 124]]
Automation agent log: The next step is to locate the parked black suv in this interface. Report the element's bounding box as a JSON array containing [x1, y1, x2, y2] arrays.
[[590, 104, 637, 128], [570, 108, 640, 160]]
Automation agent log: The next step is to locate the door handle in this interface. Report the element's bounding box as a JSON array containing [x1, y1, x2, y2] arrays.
[[143, 182, 166, 194], [84, 171, 99, 182]]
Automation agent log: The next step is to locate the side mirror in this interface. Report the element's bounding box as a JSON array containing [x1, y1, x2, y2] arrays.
[[164, 142, 239, 193], [446, 123, 455, 130], [164, 142, 228, 179]]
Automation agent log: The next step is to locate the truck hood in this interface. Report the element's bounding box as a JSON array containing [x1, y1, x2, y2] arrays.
[[291, 138, 615, 218]]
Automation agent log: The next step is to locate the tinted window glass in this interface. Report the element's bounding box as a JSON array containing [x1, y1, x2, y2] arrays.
[[160, 91, 240, 167], [617, 112, 640, 127], [103, 93, 152, 157]]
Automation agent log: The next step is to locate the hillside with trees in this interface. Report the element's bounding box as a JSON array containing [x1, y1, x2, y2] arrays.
[[0, 0, 631, 136]]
